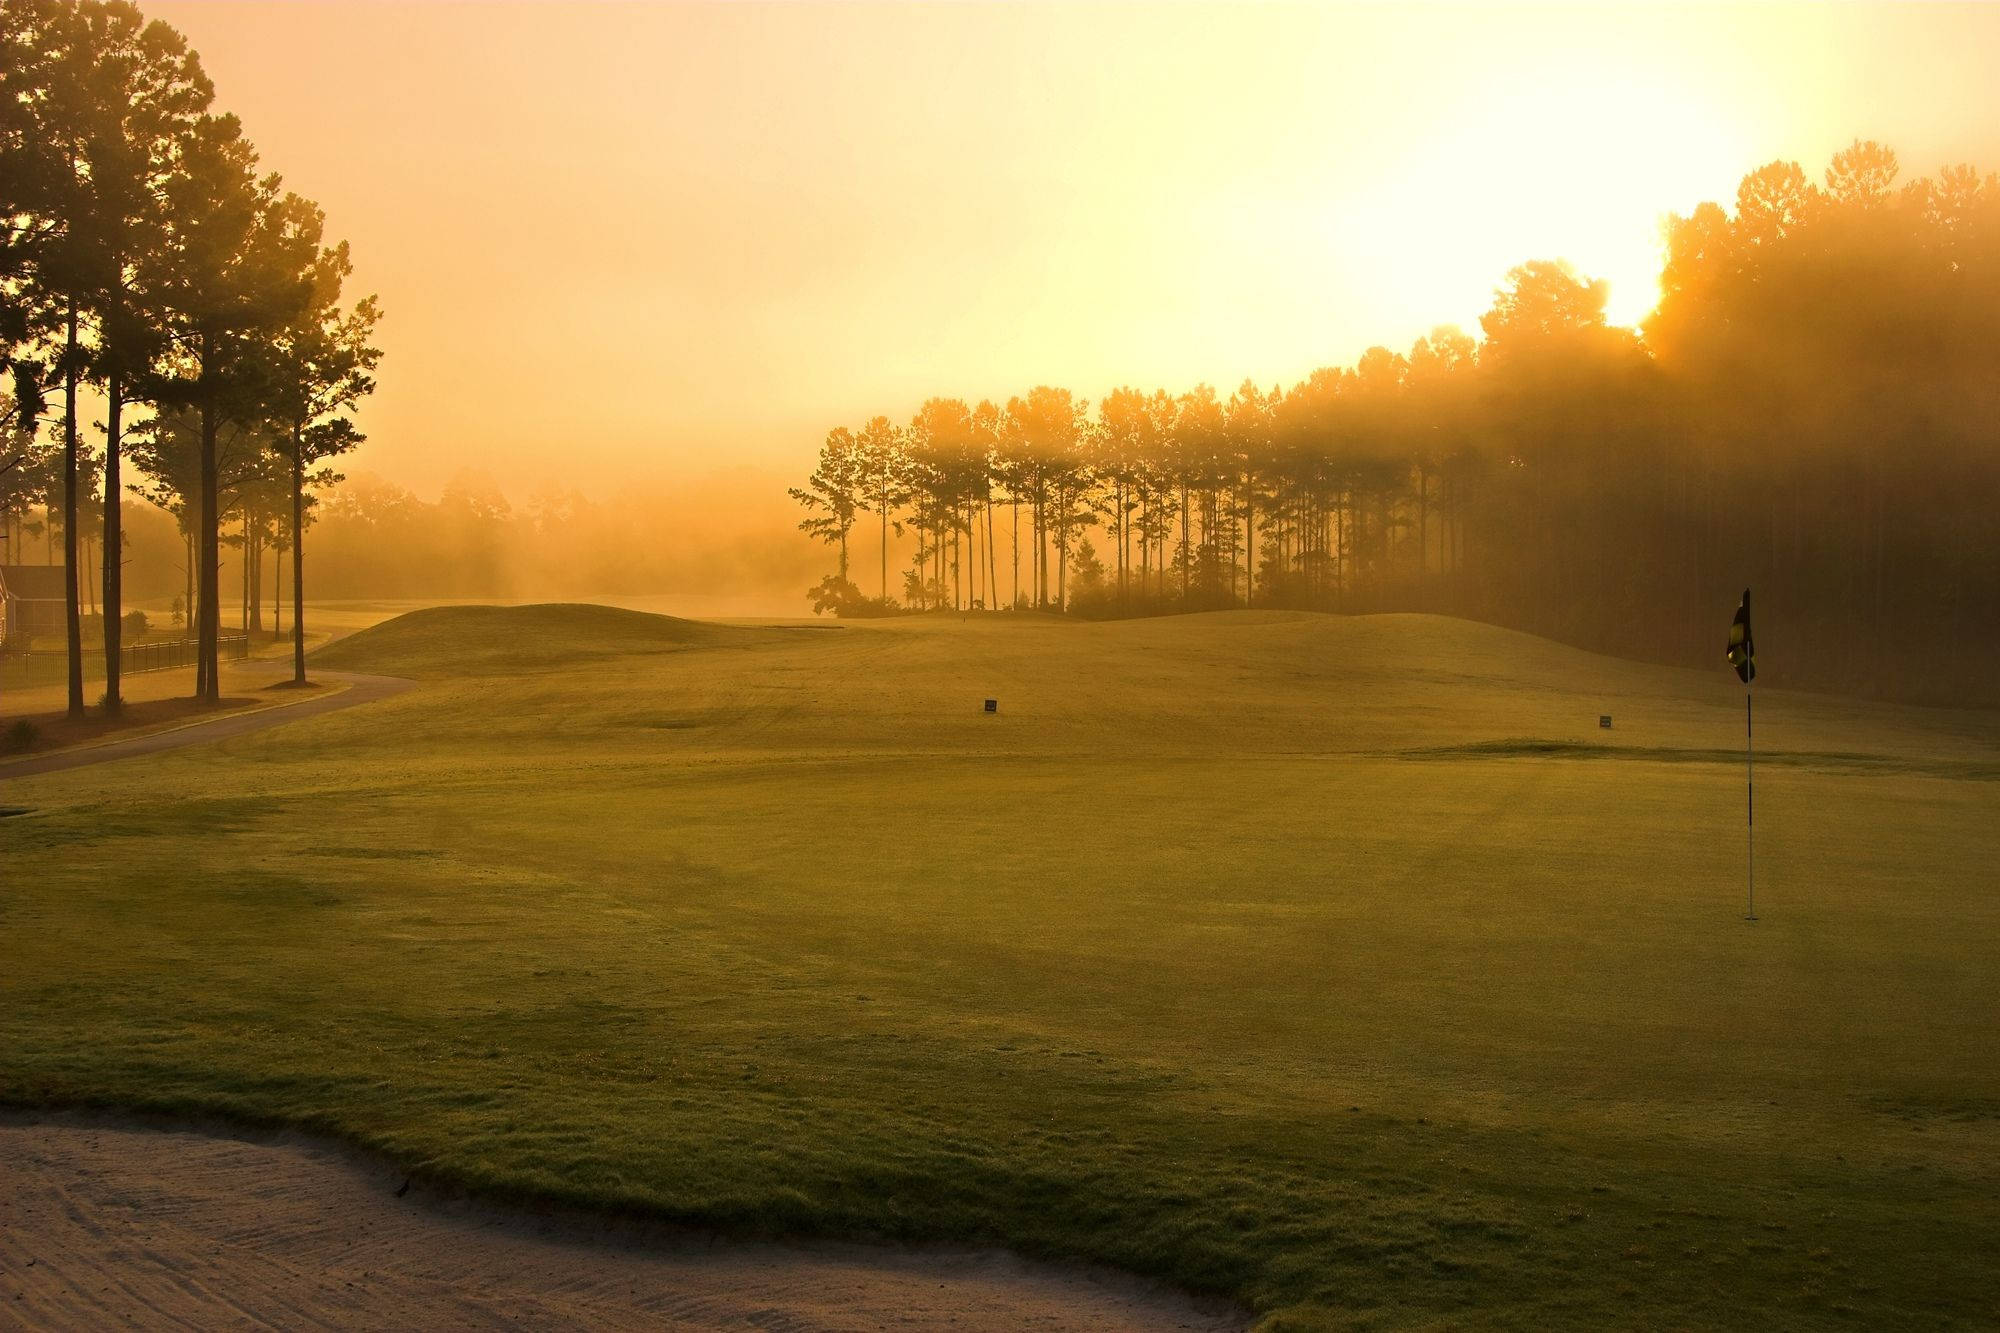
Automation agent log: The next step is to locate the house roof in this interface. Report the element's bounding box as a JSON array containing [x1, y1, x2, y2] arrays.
[[0, 564, 67, 601]]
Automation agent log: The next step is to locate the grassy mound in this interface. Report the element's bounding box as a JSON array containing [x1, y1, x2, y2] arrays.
[[310, 603, 759, 678]]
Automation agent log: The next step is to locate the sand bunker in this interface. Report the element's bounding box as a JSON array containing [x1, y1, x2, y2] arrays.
[[0, 1117, 1246, 1330]]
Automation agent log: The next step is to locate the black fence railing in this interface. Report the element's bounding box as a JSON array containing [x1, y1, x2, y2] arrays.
[[121, 634, 250, 675], [1, 634, 250, 686]]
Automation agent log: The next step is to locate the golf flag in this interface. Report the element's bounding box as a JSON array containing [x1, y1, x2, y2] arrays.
[[1727, 588, 1755, 684]]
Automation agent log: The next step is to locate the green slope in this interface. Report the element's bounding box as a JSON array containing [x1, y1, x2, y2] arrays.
[[4, 609, 1996, 1329], [310, 601, 768, 678]]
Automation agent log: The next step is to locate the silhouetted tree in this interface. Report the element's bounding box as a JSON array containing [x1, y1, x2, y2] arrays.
[[263, 226, 379, 682], [852, 415, 906, 604], [789, 426, 861, 610], [785, 142, 2000, 702]]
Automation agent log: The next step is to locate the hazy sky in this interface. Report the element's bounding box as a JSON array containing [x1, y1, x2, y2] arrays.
[[147, 1, 2000, 498]]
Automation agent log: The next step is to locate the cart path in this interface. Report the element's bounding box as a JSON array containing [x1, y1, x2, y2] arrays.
[[0, 671, 415, 780], [0, 1118, 1247, 1332]]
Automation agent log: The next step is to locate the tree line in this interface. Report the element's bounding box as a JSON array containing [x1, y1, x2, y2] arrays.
[[300, 472, 819, 604], [791, 141, 2000, 704], [1, 0, 380, 716]]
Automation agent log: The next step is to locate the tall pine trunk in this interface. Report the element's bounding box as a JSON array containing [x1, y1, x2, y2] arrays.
[[102, 377, 124, 710], [1011, 499, 1019, 609], [1179, 485, 1190, 608], [198, 386, 221, 704], [1031, 491, 1041, 608], [1057, 516, 1068, 612], [1116, 483, 1126, 607], [1146, 503, 1154, 597], [246, 510, 262, 634], [62, 302, 84, 719], [985, 496, 997, 610], [1415, 466, 1428, 581], [1243, 490, 1254, 607], [292, 441, 307, 684], [1037, 485, 1049, 609]]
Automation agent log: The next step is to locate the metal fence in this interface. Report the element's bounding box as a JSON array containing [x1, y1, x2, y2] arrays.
[[119, 637, 196, 675], [121, 634, 250, 675], [0, 634, 250, 686]]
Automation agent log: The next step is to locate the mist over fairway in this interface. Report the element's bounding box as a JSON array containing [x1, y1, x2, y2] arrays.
[[3, 606, 1997, 1328], [7, 1, 1999, 1325]]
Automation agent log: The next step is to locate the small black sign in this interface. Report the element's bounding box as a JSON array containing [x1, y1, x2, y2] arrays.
[[1599, 714, 1612, 729], [984, 699, 998, 713]]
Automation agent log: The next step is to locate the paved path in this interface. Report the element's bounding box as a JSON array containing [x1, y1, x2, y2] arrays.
[[0, 671, 415, 780]]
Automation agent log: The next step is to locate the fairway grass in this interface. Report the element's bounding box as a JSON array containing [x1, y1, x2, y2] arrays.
[[4, 606, 1996, 1329]]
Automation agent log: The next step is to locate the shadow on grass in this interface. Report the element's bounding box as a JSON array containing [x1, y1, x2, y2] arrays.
[[1388, 738, 2000, 781]]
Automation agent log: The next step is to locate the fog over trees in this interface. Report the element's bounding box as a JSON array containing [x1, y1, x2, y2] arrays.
[[5, 1, 1992, 713], [792, 142, 2000, 705], [1, 0, 379, 709]]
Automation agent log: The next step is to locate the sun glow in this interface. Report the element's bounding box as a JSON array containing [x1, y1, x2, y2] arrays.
[[1325, 71, 1750, 338], [136, 1, 2000, 490]]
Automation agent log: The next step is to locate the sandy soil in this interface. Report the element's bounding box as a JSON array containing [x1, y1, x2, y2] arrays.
[[0, 1118, 1248, 1331]]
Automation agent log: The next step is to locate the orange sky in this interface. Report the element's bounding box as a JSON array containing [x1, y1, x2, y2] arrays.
[[147, 1, 2000, 498]]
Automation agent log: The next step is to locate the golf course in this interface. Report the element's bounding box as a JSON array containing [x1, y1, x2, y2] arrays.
[[2, 604, 1996, 1329]]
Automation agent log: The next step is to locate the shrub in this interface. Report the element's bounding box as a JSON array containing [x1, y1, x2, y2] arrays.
[[807, 574, 865, 617], [123, 609, 150, 638], [836, 595, 904, 618], [3, 719, 38, 754]]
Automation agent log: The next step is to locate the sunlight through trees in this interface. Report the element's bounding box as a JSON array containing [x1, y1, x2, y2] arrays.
[[793, 143, 2000, 704]]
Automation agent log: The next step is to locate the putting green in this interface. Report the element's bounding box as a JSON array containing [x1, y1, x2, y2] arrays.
[[4, 605, 1996, 1329]]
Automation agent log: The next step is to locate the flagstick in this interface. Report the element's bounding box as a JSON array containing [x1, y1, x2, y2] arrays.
[[1745, 688, 1756, 922]]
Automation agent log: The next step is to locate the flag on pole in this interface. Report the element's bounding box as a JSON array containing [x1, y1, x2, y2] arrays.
[[1729, 588, 1757, 919], [1726, 588, 1755, 684]]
